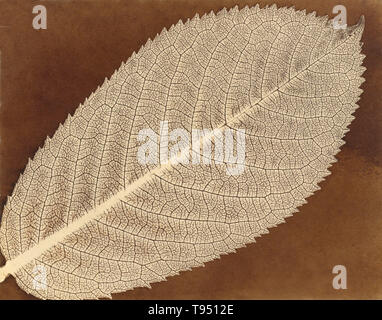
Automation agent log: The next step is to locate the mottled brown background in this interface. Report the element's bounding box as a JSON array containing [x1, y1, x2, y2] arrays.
[[0, 0, 381, 300]]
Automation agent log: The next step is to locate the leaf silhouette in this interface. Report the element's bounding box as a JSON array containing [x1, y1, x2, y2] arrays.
[[0, 5, 365, 299]]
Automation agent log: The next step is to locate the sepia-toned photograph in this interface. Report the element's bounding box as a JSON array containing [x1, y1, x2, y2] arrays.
[[0, 0, 381, 311]]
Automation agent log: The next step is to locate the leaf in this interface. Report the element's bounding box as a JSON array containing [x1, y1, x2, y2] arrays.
[[0, 5, 365, 299]]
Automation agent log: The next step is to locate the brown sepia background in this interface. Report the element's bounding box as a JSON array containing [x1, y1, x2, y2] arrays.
[[0, 0, 381, 300]]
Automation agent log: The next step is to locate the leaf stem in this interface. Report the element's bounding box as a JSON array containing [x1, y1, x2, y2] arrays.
[[0, 263, 10, 283]]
